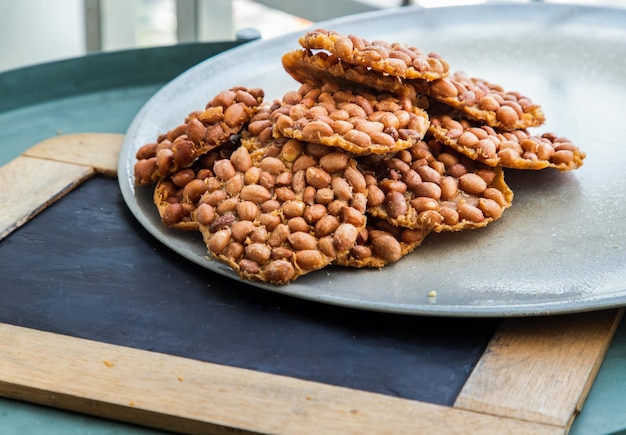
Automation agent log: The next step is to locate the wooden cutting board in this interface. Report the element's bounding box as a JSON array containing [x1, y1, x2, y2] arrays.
[[0, 133, 622, 434]]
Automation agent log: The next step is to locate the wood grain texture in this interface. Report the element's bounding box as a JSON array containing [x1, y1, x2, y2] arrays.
[[454, 308, 624, 430], [1, 133, 124, 241], [22, 133, 125, 176], [0, 323, 563, 435], [0, 155, 94, 240]]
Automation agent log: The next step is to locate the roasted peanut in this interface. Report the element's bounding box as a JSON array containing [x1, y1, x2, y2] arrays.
[[332, 177, 353, 201], [371, 233, 402, 263], [183, 178, 208, 202], [260, 156, 285, 175], [282, 200, 306, 218], [161, 203, 184, 225], [258, 213, 281, 232], [216, 197, 239, 215], [209, 229, 231, 254], [478, 198, 503, 219], [249, 226, 269, 243], [333, 223, 359, 252], [301, 120, 334, 142], [304, 203, 327, 224], [459, 173, 487, 195], [344, 129, 372, 148], [319, 152, 349, 173], [288, 232, 318, 251], [236, 201, 260, 221], [223, 102, 248, 128], [245, 243, 271, 265], [315, 215, 340, 237], [344, 167, 367, 192], [230, 146, 252, 172], [385, 191, 408, 218], [240, 185, 272, 203], [342, 207, 366, 228], [202, 189, 227, 207], [264, 260, 296, 284], [305, 166, 332, 189], [315, 188, 335, 204], [295, 250, 326, 271], [367, 184, 386, 207], [458, 203, 485, 223], [213, 159, 236, 181], [171, 168, 196, 188], [410, 197, 439, 213], [231, 220, 255, 242], [412, 182, 441, 200], [293, 154, 318, 173]]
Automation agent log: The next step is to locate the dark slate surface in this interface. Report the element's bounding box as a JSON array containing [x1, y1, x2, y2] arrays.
[[0, 175, 499, 406]]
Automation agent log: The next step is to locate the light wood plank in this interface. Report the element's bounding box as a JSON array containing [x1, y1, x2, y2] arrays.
[[454, 308, 624, 430], [0, 323, 562, 435], [0, 156, 94, 240], [22, 133, 125, 176]]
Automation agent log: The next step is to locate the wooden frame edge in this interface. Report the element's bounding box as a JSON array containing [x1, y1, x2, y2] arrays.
[[0, 323, 562, 435], [0, 133, 123, 241], [455, 308, 624, 431]]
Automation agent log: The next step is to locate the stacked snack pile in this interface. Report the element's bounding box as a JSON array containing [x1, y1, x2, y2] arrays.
[[133, 29, 585, 285]]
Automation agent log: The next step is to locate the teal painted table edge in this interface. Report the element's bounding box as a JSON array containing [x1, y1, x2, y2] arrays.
[[0, 41, 244, 113]]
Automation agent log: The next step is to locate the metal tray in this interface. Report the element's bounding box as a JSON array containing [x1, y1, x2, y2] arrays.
[[119, 3, 626, 317]]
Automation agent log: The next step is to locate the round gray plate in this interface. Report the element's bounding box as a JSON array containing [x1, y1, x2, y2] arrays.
[[119, 3, 626, 317]]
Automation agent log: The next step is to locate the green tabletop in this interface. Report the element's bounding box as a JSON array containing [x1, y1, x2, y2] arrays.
[[1, 42, 625, 435]]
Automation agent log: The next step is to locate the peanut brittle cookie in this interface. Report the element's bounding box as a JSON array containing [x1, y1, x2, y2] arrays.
[[196, 139, 369, 285], [362, 138, 513, 232], [272, 83, 429, 155], [134, 86, 264, 185], [417, 72, 545, 131], [334, 217, 430, 268], [282, 49, 419, 100], [430, 114, 585, 170], [299, 29, 449, 81]]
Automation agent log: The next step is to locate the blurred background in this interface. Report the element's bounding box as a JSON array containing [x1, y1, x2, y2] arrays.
[[1, 0, 625, 72]]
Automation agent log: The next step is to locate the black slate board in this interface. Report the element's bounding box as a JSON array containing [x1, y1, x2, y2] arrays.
[[0, 175, 498, 406]]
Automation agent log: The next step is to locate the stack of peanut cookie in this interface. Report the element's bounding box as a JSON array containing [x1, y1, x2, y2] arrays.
[[133, 28, 585, 285]]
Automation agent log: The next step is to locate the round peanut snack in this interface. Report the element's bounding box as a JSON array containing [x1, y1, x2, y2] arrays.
[[298, 28, 449, 81], [134, 86, 264, 185], [196, 138, 369, 285], [429, 113, 586, 170], [415, 71, 546, 131], [361, 138, 514, 232], [281, 49, 419, 100], [272, 82, 430, 155]]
